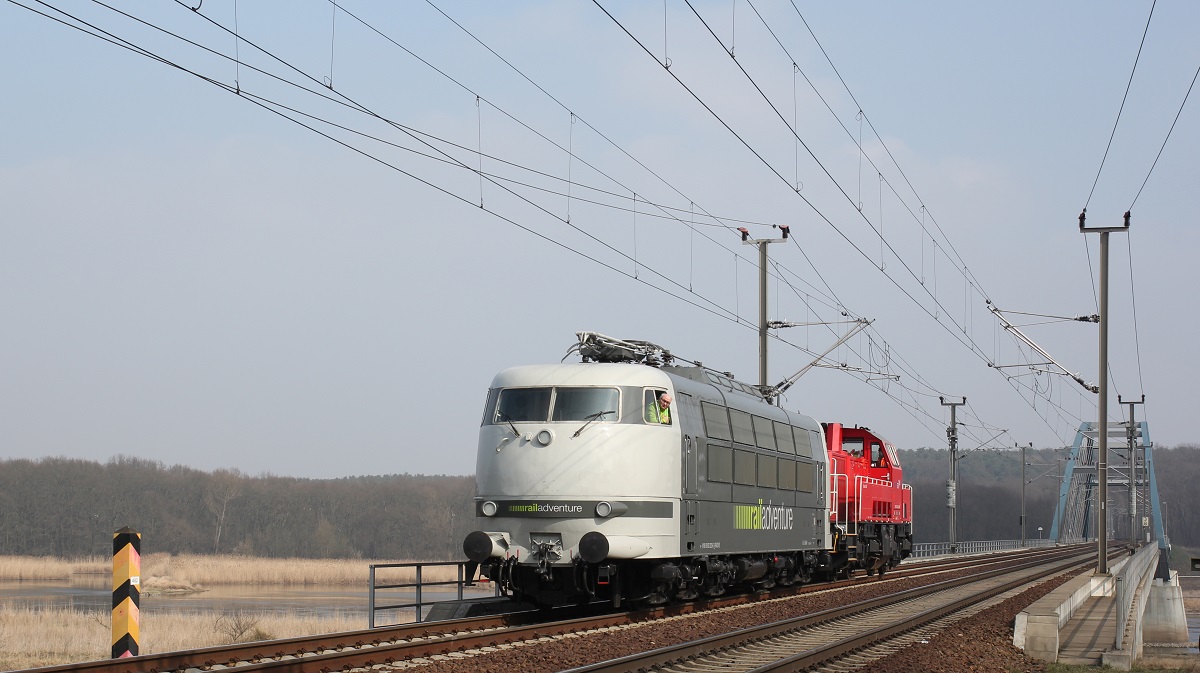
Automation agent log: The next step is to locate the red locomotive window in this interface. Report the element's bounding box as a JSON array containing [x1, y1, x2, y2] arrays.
[[885, 444, 902, 467]]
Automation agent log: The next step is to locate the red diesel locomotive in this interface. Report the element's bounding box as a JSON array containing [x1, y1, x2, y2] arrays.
[[824, 423, 913, 577]]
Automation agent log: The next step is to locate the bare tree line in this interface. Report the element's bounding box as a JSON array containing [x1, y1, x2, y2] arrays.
[[0, 456, 474, 560], [0, 444, 1195, 559]]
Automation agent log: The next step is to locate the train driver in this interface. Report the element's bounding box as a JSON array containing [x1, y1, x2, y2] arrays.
[[645, 391, 672, 425]]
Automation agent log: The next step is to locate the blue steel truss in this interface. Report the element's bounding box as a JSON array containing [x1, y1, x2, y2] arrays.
[[1049, 421, 1166, 576]]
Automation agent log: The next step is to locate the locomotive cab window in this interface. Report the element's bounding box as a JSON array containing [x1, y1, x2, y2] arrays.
[[494, 387, 552, 422], [490, 387, 619, 424], [554, 387, 620, 422], [842, 437, 864, 458], [644, 389, 672, 425], [870, 442, 885, 467]]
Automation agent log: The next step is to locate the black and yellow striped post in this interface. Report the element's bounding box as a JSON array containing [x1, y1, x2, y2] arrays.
[[111, 527, 141, 658]]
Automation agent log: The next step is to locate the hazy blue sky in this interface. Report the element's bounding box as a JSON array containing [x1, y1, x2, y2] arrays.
[[2, 1, 1196, 478]]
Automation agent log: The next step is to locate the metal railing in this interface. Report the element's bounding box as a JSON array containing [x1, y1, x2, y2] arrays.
[[910, 538, 1059, 558], [1114, 542, 1159, 650], [368, 561, 498, 627]]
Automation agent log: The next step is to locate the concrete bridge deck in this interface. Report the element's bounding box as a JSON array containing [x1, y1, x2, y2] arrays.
[[1014, 552, 1191, 670]]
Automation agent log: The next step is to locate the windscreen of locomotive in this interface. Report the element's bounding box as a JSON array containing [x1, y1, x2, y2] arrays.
[[491, 387, 620, 423]]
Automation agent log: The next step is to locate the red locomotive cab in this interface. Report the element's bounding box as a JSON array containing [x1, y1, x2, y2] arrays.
[[824, 423, 913, 526]]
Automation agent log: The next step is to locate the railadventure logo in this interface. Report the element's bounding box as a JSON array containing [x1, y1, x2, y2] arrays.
[[734, 499, 794, 531], [507, 502, 585, 514]]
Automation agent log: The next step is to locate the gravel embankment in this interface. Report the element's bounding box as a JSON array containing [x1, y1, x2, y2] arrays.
[[404, 569, 1077, 673]]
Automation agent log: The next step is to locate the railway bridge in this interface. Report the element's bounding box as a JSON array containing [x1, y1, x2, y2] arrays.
[[1020, 420, 1190, 668]]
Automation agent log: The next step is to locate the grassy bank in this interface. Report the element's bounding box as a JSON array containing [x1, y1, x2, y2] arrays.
[[0, 553, 464, 588]]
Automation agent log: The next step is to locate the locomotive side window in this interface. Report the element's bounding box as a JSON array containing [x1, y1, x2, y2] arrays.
[[793, 427, 813, 458], [796, 461, 815, 493], [870, 442, 884, 467], [701, 402, 731, 441], [842, 437, 864, 457], [708, 445, 733, 483], [752, 416, 776, 451], [733, 449, 756, 485], [481, 389, 498, 426], [643, 389, 672, 425], [553, 387, 620, 422], [774, 421, 795, 454], [495, 387, 552, 422], [885, 444, 901, 467], [758, 455, 778, 488], [730, 409, 755, 446], [778, 458, 797, 489]]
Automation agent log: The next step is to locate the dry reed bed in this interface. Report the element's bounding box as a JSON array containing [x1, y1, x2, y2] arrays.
[[0, 555, 478, 669], [0, 554, 464, 587], [0, 604, 361, 671], [0, 556, 108, 580]]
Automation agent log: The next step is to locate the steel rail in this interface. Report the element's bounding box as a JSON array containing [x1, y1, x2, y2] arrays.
[[558, 546, 1099, 673]]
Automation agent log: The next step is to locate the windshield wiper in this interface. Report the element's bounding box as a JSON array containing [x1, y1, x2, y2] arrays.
[[573, 410, 615, 438], [496, 411, 521, 438]]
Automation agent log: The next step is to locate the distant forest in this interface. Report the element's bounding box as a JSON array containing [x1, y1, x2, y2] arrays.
[[0, 445, 1196, 559]]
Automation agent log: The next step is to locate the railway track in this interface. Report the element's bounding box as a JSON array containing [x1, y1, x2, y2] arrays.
[[559, 546, 1117, 673], [17, 546, 1095, 673]]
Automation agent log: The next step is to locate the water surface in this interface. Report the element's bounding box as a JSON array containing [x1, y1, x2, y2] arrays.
[[0, 576, 493, 623]]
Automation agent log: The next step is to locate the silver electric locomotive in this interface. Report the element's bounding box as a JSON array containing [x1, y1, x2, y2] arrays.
[[463, 333, 843, 607]]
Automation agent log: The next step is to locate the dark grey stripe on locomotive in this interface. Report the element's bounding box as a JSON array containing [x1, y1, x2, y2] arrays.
[[479, 500, 673, 518]]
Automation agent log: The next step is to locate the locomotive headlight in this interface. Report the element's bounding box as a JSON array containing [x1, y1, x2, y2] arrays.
[[594, 501, 627, 518], [482, 501, 498, 517], [536, 429, 554, 446]]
